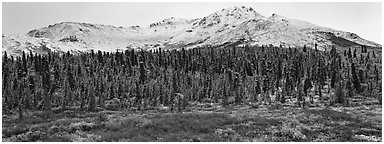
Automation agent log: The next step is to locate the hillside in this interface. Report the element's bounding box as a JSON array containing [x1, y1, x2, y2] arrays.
[[2, 44, 382, 142], [2, 6, 382, 56]]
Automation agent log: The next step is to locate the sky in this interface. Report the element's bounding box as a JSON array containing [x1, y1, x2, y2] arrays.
[[2, 2, 382, 44]]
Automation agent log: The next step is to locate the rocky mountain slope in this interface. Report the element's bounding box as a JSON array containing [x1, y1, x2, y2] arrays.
[[2, 6, 381, 56]]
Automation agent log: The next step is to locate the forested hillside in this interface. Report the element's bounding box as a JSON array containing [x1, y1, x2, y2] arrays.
[[3, 45, 381, 115], [2, 45, 382, 142]]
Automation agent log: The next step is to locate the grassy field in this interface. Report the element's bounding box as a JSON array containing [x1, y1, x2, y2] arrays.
[[2, 94, 381, 142]]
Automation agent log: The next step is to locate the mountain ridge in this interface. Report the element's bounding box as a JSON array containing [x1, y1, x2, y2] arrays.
[[2, 6, 381, 56]]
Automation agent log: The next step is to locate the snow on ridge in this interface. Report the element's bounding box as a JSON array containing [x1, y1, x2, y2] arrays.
[[3, 6, 381, 56], [149, 17, 190, 28], [197, 5, 264, 27]]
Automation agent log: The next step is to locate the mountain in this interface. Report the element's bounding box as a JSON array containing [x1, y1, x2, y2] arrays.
[[2, 6, 381, 56]]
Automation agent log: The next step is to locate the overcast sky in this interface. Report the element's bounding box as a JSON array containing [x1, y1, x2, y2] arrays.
[[2, 2, 382, 44]]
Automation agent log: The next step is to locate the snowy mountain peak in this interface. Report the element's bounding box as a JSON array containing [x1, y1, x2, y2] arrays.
[[196, 6, 264, 28], [215, 6, 263, 19], [223, 6, 259, 14], [27, 21, 126, 40], [2, 6, 381, 57]]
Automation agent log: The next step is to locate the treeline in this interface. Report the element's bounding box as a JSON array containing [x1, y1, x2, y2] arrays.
[[2, 45, 381, 118]]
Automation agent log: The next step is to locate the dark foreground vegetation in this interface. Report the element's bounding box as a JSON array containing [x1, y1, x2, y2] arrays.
[[2, 100, 381, 142], [2, 44, 382, 142]]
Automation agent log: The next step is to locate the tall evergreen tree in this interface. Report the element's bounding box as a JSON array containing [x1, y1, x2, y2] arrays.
[[351, 63, 361, 94]]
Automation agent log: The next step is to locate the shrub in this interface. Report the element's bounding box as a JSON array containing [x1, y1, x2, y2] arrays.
[[3, 126, 28, 138], [267, 119, 308, 142], [268, 103, 283, 110], [69, 121, 96, 132], [25, 131, 46, 142], [47, 125, 68, 134], [105, 98, 121, 110], [69, 131, 101, 142]]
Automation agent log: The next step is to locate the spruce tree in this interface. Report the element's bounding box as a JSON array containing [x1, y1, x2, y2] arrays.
[[2, 52, 9, 111], [351, 63, 361, 94], [88, 84, 96, 111]]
